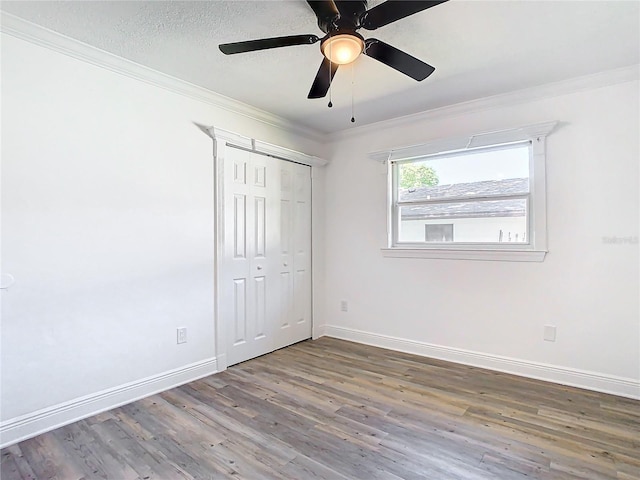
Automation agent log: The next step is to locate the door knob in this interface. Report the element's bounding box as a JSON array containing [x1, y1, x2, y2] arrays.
[[257, 266, 263, 270], [283, 262, 288, 267]]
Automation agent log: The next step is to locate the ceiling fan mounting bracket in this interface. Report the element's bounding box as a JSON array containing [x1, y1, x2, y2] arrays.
[[316, 0, 368, 33]]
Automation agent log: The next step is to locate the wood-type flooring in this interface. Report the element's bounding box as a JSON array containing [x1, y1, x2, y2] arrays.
[[2, 337, 639, 479]]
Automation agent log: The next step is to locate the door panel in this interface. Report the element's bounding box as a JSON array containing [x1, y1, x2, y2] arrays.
[[233, 156, 246, 184], [254, 196, 266, 258], [254, 275, 266, 339], [233, 194, 246, 258], [232, 278, 247, 345], [254, 164, 266, 187], [280, 199, 291, 255], [294, 269, 307, 324], [280, 271, 292, 329], [223, 147, 311, 366], [273, 161, 312, 350], [291, 163, 312, 343], [276, 161, 295, 348]]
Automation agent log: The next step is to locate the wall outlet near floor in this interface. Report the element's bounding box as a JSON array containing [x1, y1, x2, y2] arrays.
[[177, 327, 187, 344], [340, 300, 348, 312], [543, 325, 557, 342]]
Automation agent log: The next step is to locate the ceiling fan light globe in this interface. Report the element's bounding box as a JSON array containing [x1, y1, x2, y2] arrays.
[[321, 34, 364, 65]]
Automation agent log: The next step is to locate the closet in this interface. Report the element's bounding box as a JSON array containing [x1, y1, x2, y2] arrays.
[[212, 129, 319, 367]]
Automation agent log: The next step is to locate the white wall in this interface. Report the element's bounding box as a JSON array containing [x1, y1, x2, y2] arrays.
[[0, 32, 325, 435], [320, 78, 639, 396]]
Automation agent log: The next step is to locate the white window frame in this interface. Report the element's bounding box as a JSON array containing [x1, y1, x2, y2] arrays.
[[370, 121, 557, 262]]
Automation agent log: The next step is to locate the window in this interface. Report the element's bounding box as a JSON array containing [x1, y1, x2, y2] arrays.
[[396, 142, 530, 244], [371, 122, 557, 261], [425, 224, 453, 242]]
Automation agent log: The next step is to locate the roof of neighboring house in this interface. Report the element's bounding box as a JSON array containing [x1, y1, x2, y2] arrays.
[[400, 178, 528, 220]]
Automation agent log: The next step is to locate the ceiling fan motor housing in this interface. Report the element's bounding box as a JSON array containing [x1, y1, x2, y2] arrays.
[[317, 0, 368, 33]]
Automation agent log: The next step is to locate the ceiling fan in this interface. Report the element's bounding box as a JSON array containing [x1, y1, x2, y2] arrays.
[[219, 0, 448, 100]]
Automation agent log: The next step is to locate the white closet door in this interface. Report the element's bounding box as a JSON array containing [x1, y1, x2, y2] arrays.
[[222, 148, 311, 366], [275, 161, 312, 351], [222, 147, 280, 366], [293, 163, 312, 343]]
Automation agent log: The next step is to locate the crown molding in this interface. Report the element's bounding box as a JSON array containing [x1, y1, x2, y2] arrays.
[[328, 64, 639, 143], [0, 12, 325, 143]]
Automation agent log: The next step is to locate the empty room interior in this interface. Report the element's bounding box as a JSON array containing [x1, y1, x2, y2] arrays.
[[1, 0, 639, 479]]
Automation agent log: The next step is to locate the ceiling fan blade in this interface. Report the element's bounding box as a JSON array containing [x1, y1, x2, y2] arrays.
[[308, 58, 339, 99], [306, 0, 338, 20], [219, 34, 319, 55], [364, 39, 435, 81], [361, 0, 448, 30]]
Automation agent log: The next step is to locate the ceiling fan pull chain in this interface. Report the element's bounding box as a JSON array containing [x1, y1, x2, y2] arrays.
[[351, 62, 355, 123], [328, 41, 333, 108], [328, 66, 333, 108]]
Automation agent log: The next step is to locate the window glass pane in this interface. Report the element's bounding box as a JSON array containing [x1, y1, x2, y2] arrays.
[[398, 144, 530, 202], [425, 224, 453, 242], [398, 199, 528, 243]]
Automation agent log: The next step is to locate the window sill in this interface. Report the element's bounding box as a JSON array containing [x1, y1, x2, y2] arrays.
[[381, 248, 547, 262]]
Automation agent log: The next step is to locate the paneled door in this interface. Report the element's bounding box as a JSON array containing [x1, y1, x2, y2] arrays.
[[221, 146, 311, 366], [275, 159, 312, 351]]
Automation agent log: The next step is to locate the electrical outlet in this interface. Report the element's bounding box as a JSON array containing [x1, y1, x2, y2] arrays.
[[340, 300, 348, 312], [177, 327, 187, 344], [543, 325, 556, 342]]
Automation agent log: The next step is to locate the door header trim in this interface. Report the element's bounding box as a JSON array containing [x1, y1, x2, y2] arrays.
[[208, 127, 328, 168]]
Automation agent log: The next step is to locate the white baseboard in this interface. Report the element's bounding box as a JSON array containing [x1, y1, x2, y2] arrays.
[[0, 356, 220, 449], [320, 325, 640, 400], [312, 324, 327, 340]]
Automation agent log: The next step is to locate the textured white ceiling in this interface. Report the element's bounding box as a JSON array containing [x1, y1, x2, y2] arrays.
[[2, 1, 639, 134]]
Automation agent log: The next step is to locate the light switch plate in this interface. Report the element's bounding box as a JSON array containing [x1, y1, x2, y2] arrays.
[[177, 327, 187, 344], [543, 325, 556, 342]]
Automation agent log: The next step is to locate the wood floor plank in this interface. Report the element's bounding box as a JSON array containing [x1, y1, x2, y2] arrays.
[[52, 420, 139, 480], [115, 402, 227, 479], [280, 454, 352, 480], [17, 434, 85, 480], [0, 445, 37, 480], [88, 417, 174, 480], [2, 337, 639, 479], [0, 453, 24, 480]]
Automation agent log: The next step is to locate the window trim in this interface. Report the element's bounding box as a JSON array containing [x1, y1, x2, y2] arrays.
[[371, 121, 557, 262]]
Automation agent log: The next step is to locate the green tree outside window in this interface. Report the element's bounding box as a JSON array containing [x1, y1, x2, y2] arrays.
[[399, 164, 439, 189]]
